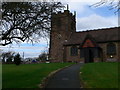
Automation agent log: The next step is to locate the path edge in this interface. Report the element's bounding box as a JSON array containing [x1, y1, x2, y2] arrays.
[[38, 63, 75, 88], [79, 65, 90, 88]]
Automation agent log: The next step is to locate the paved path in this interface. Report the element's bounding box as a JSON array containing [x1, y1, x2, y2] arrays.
[[45, 63, 83, 88]]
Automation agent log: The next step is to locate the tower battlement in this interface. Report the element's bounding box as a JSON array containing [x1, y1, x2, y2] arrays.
[[52, 10, 75, 17]]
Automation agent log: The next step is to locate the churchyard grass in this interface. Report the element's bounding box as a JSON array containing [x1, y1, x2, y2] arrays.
[[0, 64, 2, 89], [80, 62, 118, 88], [2, 63, 74, 88]]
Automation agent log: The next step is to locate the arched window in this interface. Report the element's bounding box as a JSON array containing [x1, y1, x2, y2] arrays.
[[70, 46, 78, 56], [107, 43, 116, 55]]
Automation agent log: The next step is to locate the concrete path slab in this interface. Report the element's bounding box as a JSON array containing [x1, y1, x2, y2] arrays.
[[45, 63, 83, 88]]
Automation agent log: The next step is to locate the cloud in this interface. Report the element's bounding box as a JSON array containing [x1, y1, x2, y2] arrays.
[[66, 0, 118, 4], [19, 51, 45, 58], [76, 14, 118, 31], [66, 0, 100, 3], [67, 0, 118, 18], [66, 1, 93, 15], [0, 45, 48, 58], [0, 37, 49, 58], [67, 1, 118, 31], [68, 2, 85, 13]]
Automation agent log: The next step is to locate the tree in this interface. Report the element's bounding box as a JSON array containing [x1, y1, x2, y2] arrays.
[[1, 51, 15, 64], [91, 0, 120, 13], [6, 56, 13, 64], [0, 49, 3, 62], [1, 1, 64, 46], [37, 52, 48, 61], [14, 53, 21, 65]]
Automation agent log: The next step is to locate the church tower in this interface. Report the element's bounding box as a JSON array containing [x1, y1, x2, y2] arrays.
[[49, 10, 76, 62]]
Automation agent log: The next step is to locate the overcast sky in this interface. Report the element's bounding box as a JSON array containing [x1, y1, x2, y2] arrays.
[[0, 0, 118, 58]]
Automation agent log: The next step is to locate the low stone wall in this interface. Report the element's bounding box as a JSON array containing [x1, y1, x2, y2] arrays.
[[79, 58, 84, 63], [94, 58, 101, 62], [106, 58, 117, 62]]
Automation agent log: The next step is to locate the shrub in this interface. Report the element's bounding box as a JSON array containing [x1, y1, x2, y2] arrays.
[[14, 53, 21, 65], [6, 56, 13, 64], [37, 52, 48, 61]]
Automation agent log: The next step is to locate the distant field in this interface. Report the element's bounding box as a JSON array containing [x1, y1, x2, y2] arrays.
[[2, 63, 74, 88], [80, 62, 119, 88]]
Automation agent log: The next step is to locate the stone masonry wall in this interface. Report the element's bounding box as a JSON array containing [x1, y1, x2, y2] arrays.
[[117, 42, 120, 62], [65, 45, 84, 63], [98, 42, 118, 62], [49, 10, 76, 62]]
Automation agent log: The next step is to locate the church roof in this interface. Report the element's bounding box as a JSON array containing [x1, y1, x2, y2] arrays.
[[64, 27, 120, 46]]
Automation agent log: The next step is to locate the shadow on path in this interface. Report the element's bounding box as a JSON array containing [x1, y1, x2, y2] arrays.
[[45, 63, 84, 88]]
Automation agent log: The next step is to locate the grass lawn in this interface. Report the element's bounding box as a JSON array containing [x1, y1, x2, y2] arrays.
[[2, 63, 74, 88], [80, 62, 119, 88], [0, 64, 2, 89]]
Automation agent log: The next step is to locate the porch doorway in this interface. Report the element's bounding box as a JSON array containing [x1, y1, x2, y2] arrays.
[[84, 48, 94, 63], [80, 47, 101, 63]]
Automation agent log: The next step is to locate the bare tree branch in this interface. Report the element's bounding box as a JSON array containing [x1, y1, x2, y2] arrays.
[[1, 2, 64, 46], [91, 0, 120, 13]]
